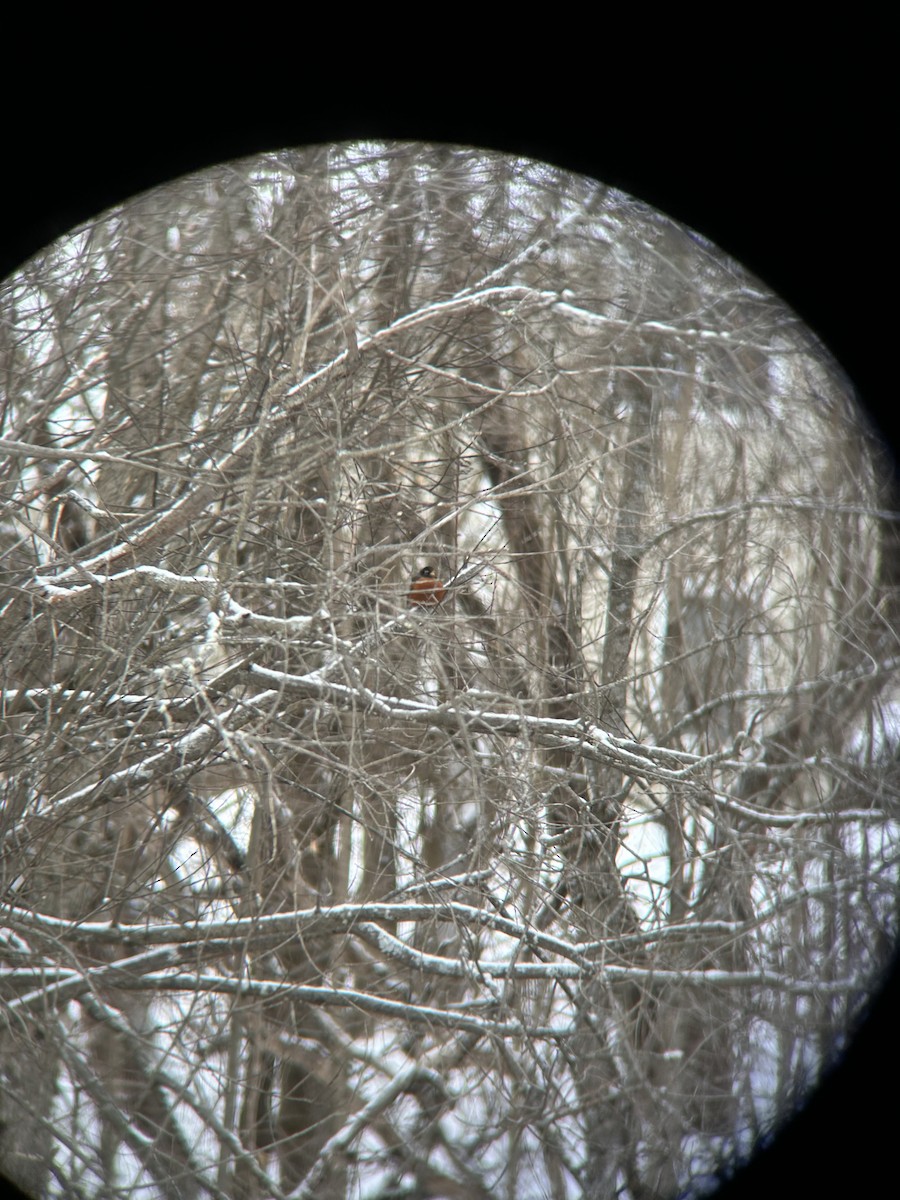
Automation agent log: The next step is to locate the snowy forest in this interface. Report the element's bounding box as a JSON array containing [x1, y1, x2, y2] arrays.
[[1, 143, 898, 1200]]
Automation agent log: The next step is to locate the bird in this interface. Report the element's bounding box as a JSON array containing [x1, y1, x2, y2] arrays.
[[407, 565, 446, 607]]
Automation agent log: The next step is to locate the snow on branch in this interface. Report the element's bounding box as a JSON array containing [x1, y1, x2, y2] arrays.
[[247, 660, 735, 784], [3, 949, 859, 1031], [32, 561, 323, 636]]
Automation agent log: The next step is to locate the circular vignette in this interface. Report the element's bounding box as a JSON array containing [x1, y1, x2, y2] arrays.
[[1, 138, 896, 1200]]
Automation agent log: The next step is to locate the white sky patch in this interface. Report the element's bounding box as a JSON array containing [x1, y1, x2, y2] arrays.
[[618, 811, 671, 924]]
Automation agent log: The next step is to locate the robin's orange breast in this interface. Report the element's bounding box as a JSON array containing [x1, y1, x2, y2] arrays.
[[408, 567, 446, 606]]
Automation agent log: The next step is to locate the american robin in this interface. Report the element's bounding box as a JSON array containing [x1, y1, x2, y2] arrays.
[[408, 565, 446, 607]]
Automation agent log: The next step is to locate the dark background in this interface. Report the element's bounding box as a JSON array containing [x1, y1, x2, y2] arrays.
[[1, 72, 892, 1200]]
